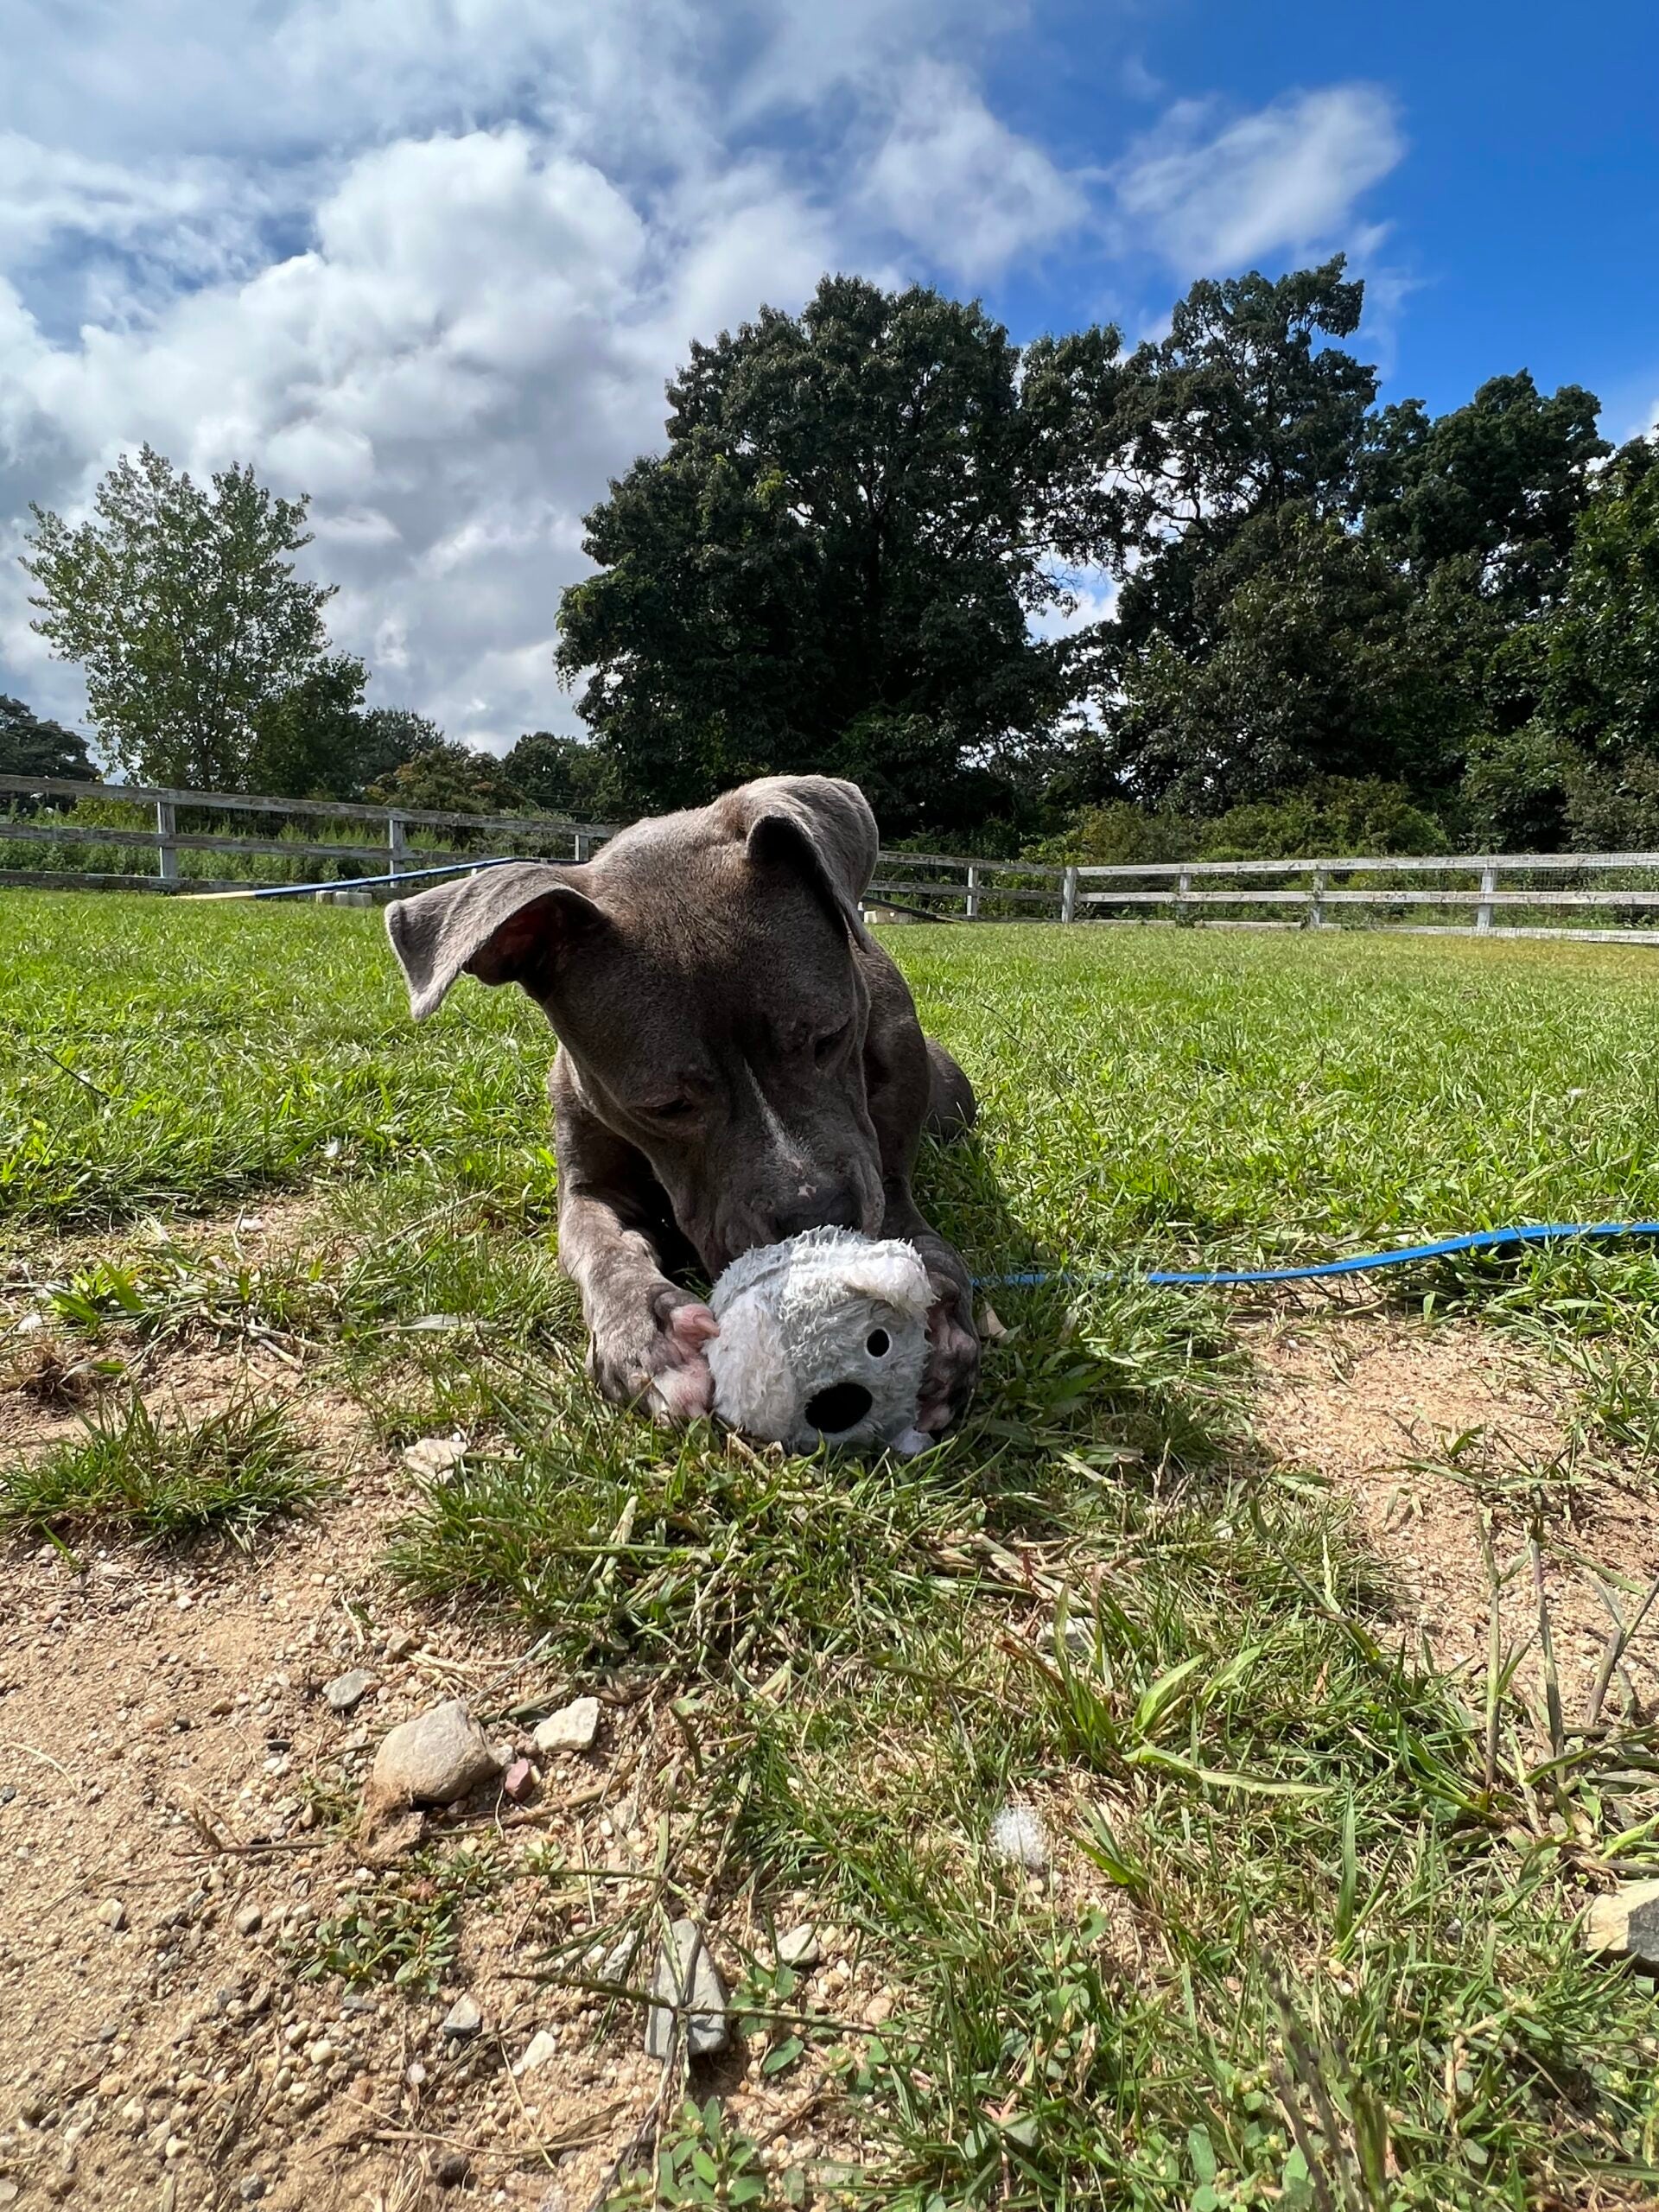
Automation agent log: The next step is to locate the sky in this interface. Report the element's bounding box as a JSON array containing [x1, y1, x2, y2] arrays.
[[3, 0, 1656, 754]]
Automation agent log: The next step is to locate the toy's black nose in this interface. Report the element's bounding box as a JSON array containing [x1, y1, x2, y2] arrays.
[[804, 1382, 874, 1433]]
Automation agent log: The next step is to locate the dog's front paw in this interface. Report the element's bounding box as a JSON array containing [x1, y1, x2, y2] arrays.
[[918, 1274, 980, 1435], [588, 1283, 719, 1425]]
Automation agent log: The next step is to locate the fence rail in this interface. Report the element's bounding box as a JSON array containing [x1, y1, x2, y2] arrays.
[[6, 777, 1659, 946]]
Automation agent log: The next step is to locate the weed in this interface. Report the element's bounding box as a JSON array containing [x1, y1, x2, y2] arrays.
[[0, 1393, 334, 1548], [288, 1844, 502, 1993]]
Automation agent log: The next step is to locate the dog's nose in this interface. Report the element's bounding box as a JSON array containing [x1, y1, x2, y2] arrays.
[[767, 1185, 861, 1241]]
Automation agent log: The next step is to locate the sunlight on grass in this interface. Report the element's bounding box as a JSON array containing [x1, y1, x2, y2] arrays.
[[8, 891, 1659, 2205]]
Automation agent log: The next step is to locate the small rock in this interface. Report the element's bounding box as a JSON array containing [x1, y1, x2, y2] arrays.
[[435, 2152, 471, 2189], [988, 1802, 1049, 1873], [96, 1897, 127, 1931], [441, 1995, 483, 2041], [401, 1437, 467, 1483], [599, 1930, 641, 1985], [367, 1700, 503, 1815], [645, 1919, 729, 2060], [324, 1669, 374, 1715], [502, 1758, 537, 1803], [238, 2180, 267, 2205], [513, 2030, 559, 2077], [533, 1696, 600, 1756], [1585, 1878, 1659, 1964], [775, 1923, 821, 1969], [1056, 1615, 1093, 1662], [0, 2183, 18, 2207], [385, 1630, 418, 1662], [207, 1694, 235, 1718], [234, 1905, 263, 1937]]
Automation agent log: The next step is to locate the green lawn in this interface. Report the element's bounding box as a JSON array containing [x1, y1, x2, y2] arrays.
[[5, 888, 1659, 2208]]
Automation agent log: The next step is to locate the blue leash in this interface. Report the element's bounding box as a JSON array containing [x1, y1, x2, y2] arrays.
[[184, 855, 523, 901], [982, 1220, 1659, 1290]]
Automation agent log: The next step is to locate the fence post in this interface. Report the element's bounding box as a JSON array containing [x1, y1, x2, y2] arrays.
[[965, 862, 981, 921], [387, 813, 407, 882], [1308, 867, 1326, 930], [155, 799, 178, 886], [574, 832, 592, 863], [1176, 867, 1191, 924], [1060, 865, 1078, 924], [1476, 861, 1497, 936]]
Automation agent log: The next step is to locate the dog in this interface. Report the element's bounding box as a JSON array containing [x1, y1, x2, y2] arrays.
[[384, 774, 980, 1435]]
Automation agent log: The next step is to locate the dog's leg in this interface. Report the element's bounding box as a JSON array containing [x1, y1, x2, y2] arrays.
[[554, 1091, 718, 1424], [923, 1038, 976, 1139], [881, 1183, 979, 1434]]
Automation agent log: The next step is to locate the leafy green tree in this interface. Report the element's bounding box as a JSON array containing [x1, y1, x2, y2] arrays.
[[1109, 509, 1462, 812], [365, 740, 524, 817], [22, 445, 359, 791], [556, 275, 1130, 835], [1360, 372, 1607, 607], [350, 708, 446, 795], [1196, 777, 1448, 861], [0, 694, 95, 782], [1109, 258, 1377, 658], [242, 656, 369, 798], [1539, 439, 1659, 765], [501, 731, 634, 821]]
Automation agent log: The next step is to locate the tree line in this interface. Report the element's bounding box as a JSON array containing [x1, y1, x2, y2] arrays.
[[10, 259, 1659, 859]]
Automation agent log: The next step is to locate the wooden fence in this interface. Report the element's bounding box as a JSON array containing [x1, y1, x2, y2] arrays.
[[6, 775, 1659, 946]]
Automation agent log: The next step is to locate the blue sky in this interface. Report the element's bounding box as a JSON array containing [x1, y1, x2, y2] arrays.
[[2, 0, 1655, 749]]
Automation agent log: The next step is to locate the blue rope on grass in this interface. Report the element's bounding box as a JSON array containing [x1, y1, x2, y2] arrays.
[[982, 1219, 1659, 1290], [183, 855, 524, 900]]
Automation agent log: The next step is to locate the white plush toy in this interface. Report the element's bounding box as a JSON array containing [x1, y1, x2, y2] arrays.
[[706, 1226, 936, 1458]]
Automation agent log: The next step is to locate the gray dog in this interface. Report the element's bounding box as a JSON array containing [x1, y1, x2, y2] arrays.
[[385, 774, 981, 1434]]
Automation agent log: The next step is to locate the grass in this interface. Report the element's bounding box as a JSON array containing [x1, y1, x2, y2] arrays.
[[7, 887, 1659, 2204], [0, 1392, 334, 1548]]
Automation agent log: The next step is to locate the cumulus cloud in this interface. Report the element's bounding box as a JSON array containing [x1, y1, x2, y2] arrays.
[[1114, 86, 1405, 274], [0, 0, 1411, 753], [861, 63, 1090, 279]]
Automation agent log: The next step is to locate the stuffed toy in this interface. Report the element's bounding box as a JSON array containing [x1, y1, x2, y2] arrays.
[[707, 1226, 935, 1457]]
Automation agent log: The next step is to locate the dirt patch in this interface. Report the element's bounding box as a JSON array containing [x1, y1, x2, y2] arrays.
[[1248, 1310, 1659, 1719], [0, 1325, 874, 2209]]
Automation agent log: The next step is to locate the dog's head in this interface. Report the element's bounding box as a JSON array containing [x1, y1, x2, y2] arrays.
[[385, 775, 887, 1271]]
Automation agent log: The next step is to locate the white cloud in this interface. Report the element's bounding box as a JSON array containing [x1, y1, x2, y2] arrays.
[[1115, 86, 1405, 274], [0, 0, 1414, 754], [861, 63, 1089, 280]]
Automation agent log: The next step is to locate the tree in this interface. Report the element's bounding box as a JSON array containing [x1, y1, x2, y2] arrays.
[[0, 695, 95, 782], [22, 445, 359, 791], [1108, 509, 1462, 812], [502, 731, 635, 821], [556, 275, 1130, 835], [365, 740, 525, 817], [242, 656, 370, 798], [1360, 372, 1607, 607], [1109, 259, 1378, 658], [1539, 440, 1659, 766]]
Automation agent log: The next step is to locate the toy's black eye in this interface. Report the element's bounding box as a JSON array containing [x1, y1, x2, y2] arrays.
[[866, 1328, 890, 1357]]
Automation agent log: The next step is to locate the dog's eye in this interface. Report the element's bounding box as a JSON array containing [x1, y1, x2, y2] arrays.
[[866, 1328, 890, 1357], [647, 1096, 694, 1121], [813, 1019, 852, 1065]]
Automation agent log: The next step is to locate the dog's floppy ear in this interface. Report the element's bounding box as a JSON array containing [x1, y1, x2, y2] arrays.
[[723, 775, 878, 944], [385, 862, 604, 1020]]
